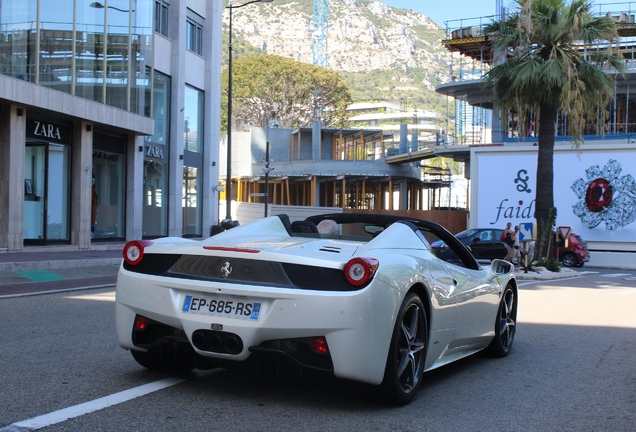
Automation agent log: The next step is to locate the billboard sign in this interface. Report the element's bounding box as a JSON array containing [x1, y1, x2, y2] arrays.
[[475, 150, 636, 242]]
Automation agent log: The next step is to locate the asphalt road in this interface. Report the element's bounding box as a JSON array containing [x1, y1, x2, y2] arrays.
[[0, 267, 634, 431]]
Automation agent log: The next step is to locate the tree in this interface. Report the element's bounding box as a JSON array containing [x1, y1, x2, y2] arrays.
[[222, 54, 352, 130], [484, 0, 624, 260]]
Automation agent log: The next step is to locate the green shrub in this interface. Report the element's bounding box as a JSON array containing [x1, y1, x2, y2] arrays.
[[535, 258, 562, 272]]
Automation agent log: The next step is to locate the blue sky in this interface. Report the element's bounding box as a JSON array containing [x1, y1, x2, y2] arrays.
[[382, 0, 501, 27], [382, 1, 614, 27]]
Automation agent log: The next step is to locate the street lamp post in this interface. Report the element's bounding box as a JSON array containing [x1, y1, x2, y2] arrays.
[[224, 0, 273, 226], [89, 2, 131, 12], [264, 119, 280, 217]]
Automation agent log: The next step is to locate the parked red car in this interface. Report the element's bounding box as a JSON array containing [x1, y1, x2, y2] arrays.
[[556, 233, 590, 267]]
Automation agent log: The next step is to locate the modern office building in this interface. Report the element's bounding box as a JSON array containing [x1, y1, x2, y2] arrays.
[[0, 0, 223, 251]]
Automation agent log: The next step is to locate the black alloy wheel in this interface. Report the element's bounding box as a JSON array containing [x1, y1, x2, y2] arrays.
[[487, 284, 517, 357], [381, 292, 428, 405]]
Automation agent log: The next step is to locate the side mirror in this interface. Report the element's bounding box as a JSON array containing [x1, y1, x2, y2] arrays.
[[490, 259, 513, 275]]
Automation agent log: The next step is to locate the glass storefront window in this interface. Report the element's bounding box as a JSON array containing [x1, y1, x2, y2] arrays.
[[24, 141, 70, 243], [184, 85, 203, 153], [182, 166, 201, 237], [143, 158, 168, 237], [143, 71, 170, 238], [23, 144, 46, 240], [47, 143, 70, 240], [93, 133, 126, 240]]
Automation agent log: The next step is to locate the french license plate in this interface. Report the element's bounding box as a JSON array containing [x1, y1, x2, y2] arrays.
[[182, 295, 262, 321]]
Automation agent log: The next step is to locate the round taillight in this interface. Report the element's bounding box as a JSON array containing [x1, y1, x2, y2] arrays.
[[344, 257, 379, 287], [123, 240, 151, 266]]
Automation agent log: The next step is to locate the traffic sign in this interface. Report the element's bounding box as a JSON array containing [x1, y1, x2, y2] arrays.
[[518, 222, 535, 241], [558, 226, 572, 240]]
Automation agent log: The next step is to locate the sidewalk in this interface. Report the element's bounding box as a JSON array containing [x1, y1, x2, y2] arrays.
[[0, 245, 580, 298], [0, 247, 123, 297]]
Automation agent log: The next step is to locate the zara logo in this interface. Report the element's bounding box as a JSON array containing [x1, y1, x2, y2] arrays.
[[33, 121, 61, 140], [145, 145, 164, 159]]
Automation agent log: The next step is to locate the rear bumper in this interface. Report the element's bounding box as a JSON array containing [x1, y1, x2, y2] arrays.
[[115, 268, 400, 385]]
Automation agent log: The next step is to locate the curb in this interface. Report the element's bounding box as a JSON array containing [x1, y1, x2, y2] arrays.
[[0, 258, 122, 272], [514, 268, 581, 280]]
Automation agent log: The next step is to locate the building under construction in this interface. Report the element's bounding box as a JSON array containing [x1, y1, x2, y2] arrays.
[[220, 125, 456, 214]]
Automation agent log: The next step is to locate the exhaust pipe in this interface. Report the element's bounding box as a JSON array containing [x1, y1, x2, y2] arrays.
[[191, 330, 243, 354], [191, 331, 206, 350], [224, 336, 240, 353], [209, 334, 222, 350]]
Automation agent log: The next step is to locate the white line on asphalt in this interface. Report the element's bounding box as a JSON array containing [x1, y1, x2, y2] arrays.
[[0, 378, 185, 431], [0, 284, 116, 299]]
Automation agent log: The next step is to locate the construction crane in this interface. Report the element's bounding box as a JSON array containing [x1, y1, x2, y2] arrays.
[[312, 0, 329, 124], [312, 0, 329, 68]]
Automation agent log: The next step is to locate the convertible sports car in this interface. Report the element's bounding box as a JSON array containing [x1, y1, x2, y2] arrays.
[[116, 213, 517, 404]]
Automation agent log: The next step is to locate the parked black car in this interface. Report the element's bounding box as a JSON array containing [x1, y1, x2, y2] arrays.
[[448, 228, 505, 261], [431, 228, 590, 267]]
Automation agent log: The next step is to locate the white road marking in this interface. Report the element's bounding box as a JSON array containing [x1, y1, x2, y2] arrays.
[[0, 378, 185, 431], [601, 273, 632, 278], [65, 291, 116, 302]]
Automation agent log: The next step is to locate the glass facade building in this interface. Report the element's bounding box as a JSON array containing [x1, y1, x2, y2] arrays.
[[0, 0, 153, 112], [0, 0, 222, 251]]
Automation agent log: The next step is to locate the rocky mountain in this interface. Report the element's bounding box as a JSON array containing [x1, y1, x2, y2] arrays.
[[227, 0, 453, 110]]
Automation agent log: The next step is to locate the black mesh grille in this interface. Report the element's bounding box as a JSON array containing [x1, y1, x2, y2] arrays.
[[282, 263, 352, 291], [123, 254, 181, 275], [169, 255, 292, 286]]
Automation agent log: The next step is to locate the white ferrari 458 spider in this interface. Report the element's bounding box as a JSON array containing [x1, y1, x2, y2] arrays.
[[116, 213, 517, 404]]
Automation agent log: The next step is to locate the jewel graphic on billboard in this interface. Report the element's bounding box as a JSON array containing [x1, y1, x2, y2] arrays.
[[571, 159, 636, 230]]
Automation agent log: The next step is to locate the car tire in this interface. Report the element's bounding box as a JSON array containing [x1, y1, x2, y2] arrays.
[[560, 252, 579, 267], [486, 284, 517, 357], [380, 292, 428, 405]]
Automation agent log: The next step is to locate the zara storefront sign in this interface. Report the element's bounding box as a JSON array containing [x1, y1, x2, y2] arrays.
[[145, 145, 164, 159], [27, 119, 68, 143]]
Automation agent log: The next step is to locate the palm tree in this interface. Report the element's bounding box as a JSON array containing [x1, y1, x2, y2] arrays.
[[484, 0, 624, 260]]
